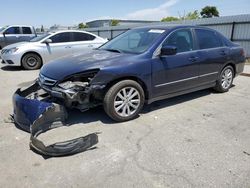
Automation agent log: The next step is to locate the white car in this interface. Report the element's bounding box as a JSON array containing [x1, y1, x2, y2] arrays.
[[0, 30, 107, 70]]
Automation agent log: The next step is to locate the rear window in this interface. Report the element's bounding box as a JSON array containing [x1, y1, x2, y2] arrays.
[[72, 32, 96, 41], [195, 29, 223, 49], [22, 27, 32, 34]]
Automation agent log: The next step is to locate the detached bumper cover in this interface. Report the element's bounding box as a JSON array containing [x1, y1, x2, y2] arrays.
[[13, 83, 53, 132], [12, 82, 98, 157]]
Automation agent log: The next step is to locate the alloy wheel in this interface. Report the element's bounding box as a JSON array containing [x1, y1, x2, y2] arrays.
[[114, 87, 141, 117], [27, 57, 38, 67], [221, 68, 233, 89]]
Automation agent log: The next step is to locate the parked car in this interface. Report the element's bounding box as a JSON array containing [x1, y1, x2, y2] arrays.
[[0, 30, 107, 70], [0, 25, 37, 49], [37, 25, 246, 121]]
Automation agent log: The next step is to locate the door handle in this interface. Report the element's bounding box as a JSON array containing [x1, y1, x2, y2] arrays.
[[88, 44, 94, 48], [65, 46, 71, 49], [220, 50, 226, 56], [188, 57, 199, 62]]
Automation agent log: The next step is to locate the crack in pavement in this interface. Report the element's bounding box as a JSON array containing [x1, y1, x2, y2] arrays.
[[105, 124, 195, 187], [132, 125, 195, 187]]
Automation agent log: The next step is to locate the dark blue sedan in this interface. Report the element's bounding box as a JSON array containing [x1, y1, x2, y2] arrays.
[[38, 25, 246, 121]]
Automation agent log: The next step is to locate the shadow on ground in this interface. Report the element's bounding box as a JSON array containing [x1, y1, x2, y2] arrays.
[[1, 66, 23, 71], [66, 88, 218, 125]]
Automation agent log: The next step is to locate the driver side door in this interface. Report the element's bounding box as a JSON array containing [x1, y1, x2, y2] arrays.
[[152, 28, 200, 98], [43, 32, 73, 62], [3, 26, 21, 47]]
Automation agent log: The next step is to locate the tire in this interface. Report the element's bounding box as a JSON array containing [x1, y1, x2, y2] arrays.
[[214, 65, 234, 93], [22, 53, 42, 70], [103, 80, 145, 122]]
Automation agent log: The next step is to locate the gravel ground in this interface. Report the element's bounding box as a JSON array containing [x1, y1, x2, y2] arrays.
[[0, 64, 250, 188]]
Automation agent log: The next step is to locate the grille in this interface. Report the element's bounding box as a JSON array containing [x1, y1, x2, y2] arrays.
[[39, 74, 57, 86]]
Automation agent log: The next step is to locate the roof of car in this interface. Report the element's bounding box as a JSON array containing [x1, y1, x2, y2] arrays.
[[135, 24, 203, 30], [45, 30, 102, 38], [49, 30, 90, 33]]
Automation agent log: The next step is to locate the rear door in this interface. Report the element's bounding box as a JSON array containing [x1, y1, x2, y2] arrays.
[[20, 27, 36, 41], [71, 32, 98, 54], [152, 28, 200, 97], [194, 28, 230, 84]]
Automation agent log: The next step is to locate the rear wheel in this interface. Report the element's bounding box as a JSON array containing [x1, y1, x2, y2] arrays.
[[22, 53, 42, 70], [103, 80, 145, 122], [214, 65, 234, 93]]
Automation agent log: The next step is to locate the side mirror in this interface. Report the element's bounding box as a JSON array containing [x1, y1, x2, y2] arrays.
[[44, 39, 52, 44], [3, 31, 7, 37], [160, 45, 177, 56]]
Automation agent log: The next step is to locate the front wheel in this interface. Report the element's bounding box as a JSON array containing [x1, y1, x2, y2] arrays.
[[22, 53, 42, 70], [214, 65, 234, 93], [103, 80, 145, 122]]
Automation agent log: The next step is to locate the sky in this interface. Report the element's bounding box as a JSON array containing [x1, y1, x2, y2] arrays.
[[0, 0, 249, 28]]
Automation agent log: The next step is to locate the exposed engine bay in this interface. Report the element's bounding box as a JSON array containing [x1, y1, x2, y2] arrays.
[[38, 70, 105, 111]]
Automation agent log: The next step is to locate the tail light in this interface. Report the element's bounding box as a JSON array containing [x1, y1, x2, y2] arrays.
[[240, 49, 246, 57]]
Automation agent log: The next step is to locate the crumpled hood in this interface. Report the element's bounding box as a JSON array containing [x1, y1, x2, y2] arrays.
[[40, 50, 135, 80]]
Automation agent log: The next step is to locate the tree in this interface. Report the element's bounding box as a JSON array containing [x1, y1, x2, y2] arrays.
[[185, 10, 200, 20], [161, 16, 179, 22], [200, 6, 219, 18], [111, 20, 119, 26], [78, 22, 88, 29]]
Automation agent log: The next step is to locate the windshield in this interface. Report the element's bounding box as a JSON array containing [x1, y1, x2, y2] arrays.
[[99, 28, 166, 54], [30, 33, 51, 42], [0, 26, 8, 33]]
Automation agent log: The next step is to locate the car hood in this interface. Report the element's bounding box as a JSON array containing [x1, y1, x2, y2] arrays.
[[40, 50, 135, 80], [3, 41, 31, 49]]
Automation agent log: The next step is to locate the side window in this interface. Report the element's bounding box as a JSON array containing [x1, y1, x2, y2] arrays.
[[195, 29, 223, 49], [163, 29, 194, 53], [22, 27, 32, 34], [5, 27, 21, 34], [72, 32, 96, 42], [49, 32, 71, 43]]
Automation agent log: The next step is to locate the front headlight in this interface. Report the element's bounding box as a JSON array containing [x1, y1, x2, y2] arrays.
[[57, 70, 99, 90], [5, 47, 19, 54], [58, 81, 89, 90]]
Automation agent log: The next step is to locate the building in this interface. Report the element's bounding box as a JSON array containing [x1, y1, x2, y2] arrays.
[[86, 19, 159, 28], [49, 24, 78, 31]]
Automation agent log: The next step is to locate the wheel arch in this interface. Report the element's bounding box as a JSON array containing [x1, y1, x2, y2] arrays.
[[104, 76, 149, 100], [21, 51, 43, 67], [221, 62, 236, 77]]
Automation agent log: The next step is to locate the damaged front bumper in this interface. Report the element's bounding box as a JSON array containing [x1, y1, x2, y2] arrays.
[[12, 82, 98, 157], [38, 81, 105, 111]]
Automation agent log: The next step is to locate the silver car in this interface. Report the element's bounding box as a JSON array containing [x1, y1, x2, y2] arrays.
[[0, 30, 107, 70]]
